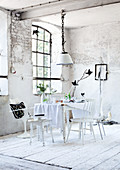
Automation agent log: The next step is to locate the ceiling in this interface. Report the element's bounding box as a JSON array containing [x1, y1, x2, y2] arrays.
[[0, 0, 120, 28], [0, 0, 56, 10], [40, 3, 120, 28]]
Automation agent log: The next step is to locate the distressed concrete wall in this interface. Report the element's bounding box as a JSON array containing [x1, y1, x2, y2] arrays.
[[68, 22, 120, 121]]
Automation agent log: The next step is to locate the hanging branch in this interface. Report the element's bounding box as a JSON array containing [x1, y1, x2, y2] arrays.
[[70, 69, 93, 97]]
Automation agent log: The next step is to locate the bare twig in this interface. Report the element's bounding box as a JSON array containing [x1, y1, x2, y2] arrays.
[[70, 69, 92, 97]]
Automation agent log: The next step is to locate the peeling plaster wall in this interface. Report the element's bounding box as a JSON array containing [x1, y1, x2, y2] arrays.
[[0, 13, 41, 136], [68, 22, 120, 122]]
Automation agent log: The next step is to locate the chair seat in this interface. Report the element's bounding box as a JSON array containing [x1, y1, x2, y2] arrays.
[[70, 118, 94, 123]]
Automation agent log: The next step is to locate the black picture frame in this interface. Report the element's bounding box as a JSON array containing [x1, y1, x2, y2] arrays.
[[95, 64, 108, 81]]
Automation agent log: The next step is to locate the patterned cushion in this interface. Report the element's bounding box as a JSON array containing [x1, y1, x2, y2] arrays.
[[10, 102, 26, 119]]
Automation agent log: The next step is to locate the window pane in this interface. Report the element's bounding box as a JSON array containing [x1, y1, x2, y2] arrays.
[[44, 81, 50, 93], [33, 66, 43, 77], [51, 63, 62, 78], [32, 39, 37, 51], [32, 53, 36, 65], [0, 78, 8, 95], [37, 67, 43, 77], [33, 66, 37, 77], [45, 31, 50, 42], [44, 42, 50, 53], [37, 54, 43, 66], [44, 55, 50, 67], [33, 80, 37, 94], [32, 26, 37, 39], [51, 80, 62, 93], [38, 41, 43, 53], [38, 28, 44, 40], [43, 68, 50, 78], [0, 56, 8, 75]]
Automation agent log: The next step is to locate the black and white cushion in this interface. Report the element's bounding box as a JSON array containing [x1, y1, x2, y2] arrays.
[[10, 102, 26, 119]]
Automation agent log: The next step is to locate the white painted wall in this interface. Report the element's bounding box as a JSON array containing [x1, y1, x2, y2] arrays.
[[68, 22, 120, 122]]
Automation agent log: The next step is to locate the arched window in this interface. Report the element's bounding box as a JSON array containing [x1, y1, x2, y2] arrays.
[[32, 24, 61, 94], [32, 25, 52, 94]]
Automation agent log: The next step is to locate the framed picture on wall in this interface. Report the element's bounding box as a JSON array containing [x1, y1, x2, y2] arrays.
[[95, 64, 108, 81]]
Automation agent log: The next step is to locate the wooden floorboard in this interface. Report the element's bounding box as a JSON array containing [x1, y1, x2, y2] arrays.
[[0, 154, 70, 170], [0, 125, 120, 170]]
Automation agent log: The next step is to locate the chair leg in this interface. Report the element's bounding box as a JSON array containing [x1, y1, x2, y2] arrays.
[[50, 125, 54, 143], [45, 125, 48, 133], [30, 122, 33, 145], [89, 122, 92, 134], [84, 122, 86, 135], [101, 123, 106, 136], [66, 122, 72, 142], [79, 123, 82, 139], [90, 123, 96, 141], [39, 122, 45, 146], [24, 119, 27, 134], [37, 125, 40, 141], [98, 122, 103, 140], [81, 122, 84, 145]]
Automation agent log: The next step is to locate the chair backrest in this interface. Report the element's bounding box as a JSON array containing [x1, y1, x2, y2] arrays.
[[72, 99, 95, 119], [10, 102, 25, 119], [82, 99, 95, 119]]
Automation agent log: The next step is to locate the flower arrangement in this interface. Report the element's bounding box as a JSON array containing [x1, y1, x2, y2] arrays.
[[37, 82, 49, 94], [37, 82, 57, 103]]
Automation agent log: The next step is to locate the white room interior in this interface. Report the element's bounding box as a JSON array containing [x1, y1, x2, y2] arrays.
[[0, 0, 120, 169]]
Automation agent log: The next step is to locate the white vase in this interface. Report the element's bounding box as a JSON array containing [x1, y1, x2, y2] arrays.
[[41, 93, 45, 103]]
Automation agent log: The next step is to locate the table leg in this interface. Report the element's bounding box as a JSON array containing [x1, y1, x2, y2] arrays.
[[66, 110, 70, 130], [62, 107, 66, 143]]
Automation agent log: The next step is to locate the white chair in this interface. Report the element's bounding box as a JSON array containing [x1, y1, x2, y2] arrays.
[[28, 115, 54, 146], [9, 99, 33, 138], [66, 99, 95, 144]]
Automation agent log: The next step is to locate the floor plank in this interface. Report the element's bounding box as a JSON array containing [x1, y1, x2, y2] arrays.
[[0, 154, 70, 170]]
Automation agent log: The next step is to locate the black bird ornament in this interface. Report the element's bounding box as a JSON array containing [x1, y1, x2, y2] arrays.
[[81, 93, 85, 97], [72, 80, 78, 86], [33, 30, 39, 35], [86, 69, 93, 75]]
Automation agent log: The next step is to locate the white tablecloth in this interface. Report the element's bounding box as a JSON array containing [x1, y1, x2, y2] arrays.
[[34, 103, 63, 128]]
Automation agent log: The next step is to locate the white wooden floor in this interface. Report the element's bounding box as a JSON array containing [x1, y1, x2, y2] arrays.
[[0, 124, 120, 170]]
